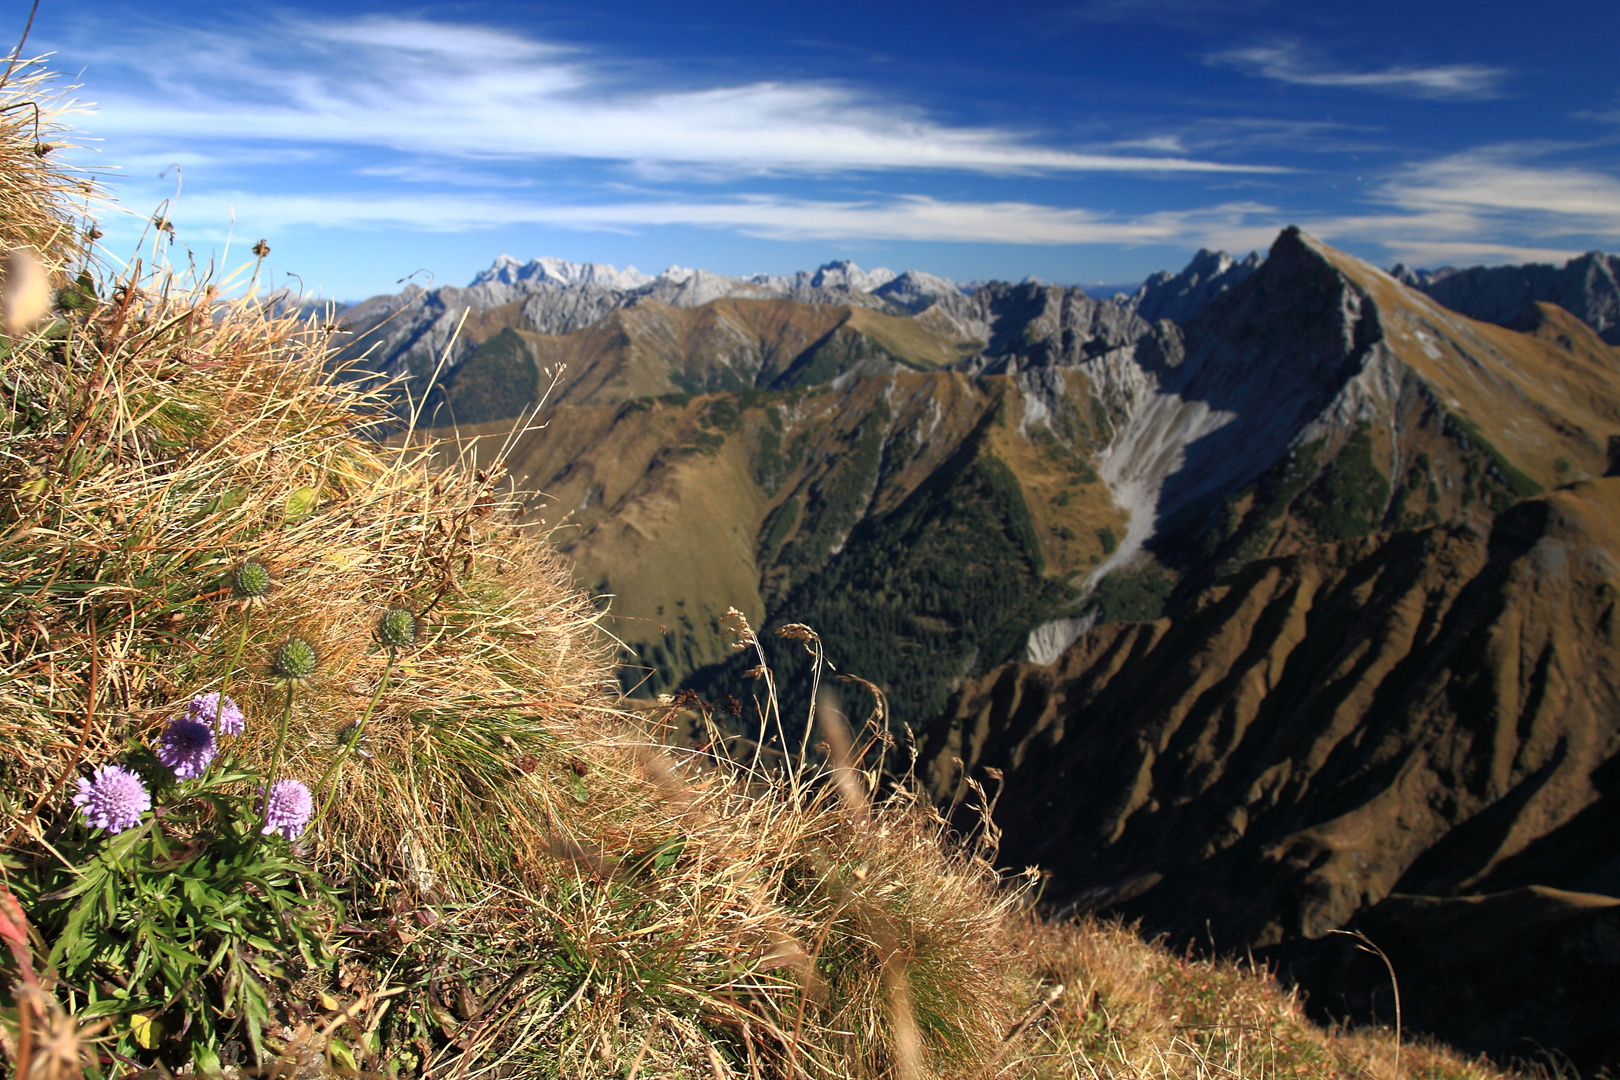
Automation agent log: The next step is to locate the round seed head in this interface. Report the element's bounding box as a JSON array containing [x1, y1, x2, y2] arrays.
[[271, 636, 318, 682], [377, 607, 417, 651], [232, 561, 272, 600]]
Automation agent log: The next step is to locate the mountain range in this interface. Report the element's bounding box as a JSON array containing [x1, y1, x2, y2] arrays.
[[334, 235, 1620, 1073]]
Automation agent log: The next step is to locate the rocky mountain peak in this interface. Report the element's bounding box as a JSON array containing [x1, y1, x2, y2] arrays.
[[469, 255, 653, 292], [1125, 245, 1264, 325]]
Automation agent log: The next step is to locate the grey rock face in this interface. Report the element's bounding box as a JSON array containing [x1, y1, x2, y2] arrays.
[[520, 284, 629, 336], [967, 281, 1156, 372], [1401, 252, 1620, 345], [1123, 248, 1265, 325]]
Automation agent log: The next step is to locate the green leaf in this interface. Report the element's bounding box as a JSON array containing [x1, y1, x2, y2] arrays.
[[192, 1044, 223, 1078], [325, 1035, 359, 1075], [570, 774, 589, 804], [204, 488, 247, 515], [650, 838, 684, 874]]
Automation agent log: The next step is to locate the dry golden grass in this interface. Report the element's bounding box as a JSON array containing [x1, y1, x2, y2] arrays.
[[0, 54, 1533, 1080], [1018, 916, 1521, 1080]]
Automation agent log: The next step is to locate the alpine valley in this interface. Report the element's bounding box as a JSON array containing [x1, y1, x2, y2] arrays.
[[334, 230, 1620, 1073]]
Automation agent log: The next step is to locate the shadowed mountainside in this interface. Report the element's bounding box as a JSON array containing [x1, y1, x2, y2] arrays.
[[1398, 250, 1620, 346], [919, 479, 1620, 1068]]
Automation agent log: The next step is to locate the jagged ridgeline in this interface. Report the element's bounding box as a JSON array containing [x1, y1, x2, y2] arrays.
[[360, 228, 1618, 731]]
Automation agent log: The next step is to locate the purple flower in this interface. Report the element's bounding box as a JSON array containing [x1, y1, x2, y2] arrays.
[[259, 779, 313, 840], [72, 765, 151, 834], [188, 692, 244, 736], [156, 715, 216, 780]]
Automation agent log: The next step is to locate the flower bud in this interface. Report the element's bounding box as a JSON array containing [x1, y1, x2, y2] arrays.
[[271, 636, 318, 682], [377, 607, 417, 651], [232, 560, 272, 601]]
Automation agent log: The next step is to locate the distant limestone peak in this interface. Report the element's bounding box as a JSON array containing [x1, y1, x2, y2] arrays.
[[1124, 246, 1264, 325], [469, 255, 653, 292]]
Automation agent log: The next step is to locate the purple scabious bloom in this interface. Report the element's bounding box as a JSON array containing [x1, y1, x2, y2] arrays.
[[188, 692, 244, 736], [260, 779, 314, 840], [72, 765, 151, 833], [156, 715, 216, 780]]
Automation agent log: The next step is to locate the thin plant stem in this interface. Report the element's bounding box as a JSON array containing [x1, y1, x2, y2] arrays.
[[218, 606, 251, 713], [202, 607, 252, 783], [259, 681, 295, 835], [310, 651, 396, 832]]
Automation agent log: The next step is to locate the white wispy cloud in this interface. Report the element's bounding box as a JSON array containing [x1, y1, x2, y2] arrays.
[[1292, 146, 1620, 265], [109, 144, 1620, 269], [134, 187, 1282, 250], [71, 16, 1278, 177], [1210, 44, 1507, 100], [1380, 147, 1620, 228]]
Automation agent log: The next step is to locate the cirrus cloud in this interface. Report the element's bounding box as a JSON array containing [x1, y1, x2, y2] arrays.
[[1209, 43, 1507, 100], [72, 16, 1280, 177]]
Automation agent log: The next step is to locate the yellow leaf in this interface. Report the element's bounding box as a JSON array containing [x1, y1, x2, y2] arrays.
[[285, 486, 318, 521], [17, 478, 45, 497], [131, 1011, 163, 1049]]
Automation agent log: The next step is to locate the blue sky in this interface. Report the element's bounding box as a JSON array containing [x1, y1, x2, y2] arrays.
[[26, 0, 1620, 300]]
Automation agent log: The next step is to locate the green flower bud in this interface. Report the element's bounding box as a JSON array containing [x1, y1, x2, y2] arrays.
[[232, 560, 272, 600], [271, 636, 318, 682], [377, 608, 417, 651]]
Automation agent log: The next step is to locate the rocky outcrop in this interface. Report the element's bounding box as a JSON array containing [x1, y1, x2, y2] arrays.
[[967, 281, 1157, 372]]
